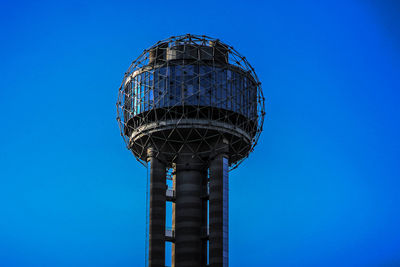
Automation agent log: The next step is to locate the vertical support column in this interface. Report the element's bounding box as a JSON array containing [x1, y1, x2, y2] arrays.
[[209, 141, 229, 267], [147, 147, 166, 267], [171, 166, 176, 267], [200, 170, 209, 266], [175, 156, 205, 267]]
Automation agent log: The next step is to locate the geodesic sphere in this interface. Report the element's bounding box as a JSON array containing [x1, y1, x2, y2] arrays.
[[117, 34, 265, 169]]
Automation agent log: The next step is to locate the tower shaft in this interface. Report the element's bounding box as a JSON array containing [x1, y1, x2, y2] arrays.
[[147, 148, 166, 267], [175, 156, 205, 267], [146, 145, 229, 267], [209, 153, 229, 267]]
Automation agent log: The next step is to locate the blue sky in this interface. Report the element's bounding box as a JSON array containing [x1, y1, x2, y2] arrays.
[[1, 0, 399, 266]]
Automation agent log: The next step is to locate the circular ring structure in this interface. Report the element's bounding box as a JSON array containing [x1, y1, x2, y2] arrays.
[[116, 34, 265, 169]]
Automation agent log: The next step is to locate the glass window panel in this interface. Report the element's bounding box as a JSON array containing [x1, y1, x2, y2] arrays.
[[200, 66, 212, 106], [166, 66, 173, 107], [238, 75, 243, 114], [227, 70, 231, 110], [144, 72, 148, 111], [154, 67, 160, 108], [252, 84, 257, 118], [194, 64, 200, 98], [149, 87, 154, 109], [244, 77, 247, 116], [141, 73, 144, 112], [184, 65, 195, 105], [154, 68, 159, 109], [136, 75, 140, 114], [175, 66, 182, 106], [235, 72, 240, 112]]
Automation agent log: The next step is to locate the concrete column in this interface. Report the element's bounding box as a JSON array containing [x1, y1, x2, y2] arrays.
[[147, 147, 166, 267], [171, 166, 176, 267], [200, 172, 209, 267], [209, 142, 229, 267], [175, 156, 205, 267]]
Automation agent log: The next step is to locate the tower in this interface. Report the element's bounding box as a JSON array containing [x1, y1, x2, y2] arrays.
[[116, 34, 265, 267]]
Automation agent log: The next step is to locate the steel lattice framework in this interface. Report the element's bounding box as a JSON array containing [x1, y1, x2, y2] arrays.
[[116, 34, 265, 170]]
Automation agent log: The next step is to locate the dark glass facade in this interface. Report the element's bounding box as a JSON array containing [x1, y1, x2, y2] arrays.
[[125, 64, 258, 120]]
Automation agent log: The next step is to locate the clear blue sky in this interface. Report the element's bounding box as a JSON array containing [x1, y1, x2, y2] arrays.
[[1, 0, 399, 266]]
